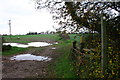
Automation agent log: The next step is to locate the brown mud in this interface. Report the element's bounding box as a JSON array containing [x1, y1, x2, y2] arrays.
[[2, 41, 60, 78]]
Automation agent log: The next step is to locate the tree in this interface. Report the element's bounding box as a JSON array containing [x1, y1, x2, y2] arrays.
[[34, 0, 120, 78], [34, 1, 119, 37], [34, 0, 120, 52]]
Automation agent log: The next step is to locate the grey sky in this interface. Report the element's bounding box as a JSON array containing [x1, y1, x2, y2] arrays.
[[0, 0, 119, 35], [0, 0, 58, 35]]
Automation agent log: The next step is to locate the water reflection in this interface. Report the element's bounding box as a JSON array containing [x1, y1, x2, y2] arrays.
[[10, 54, 52, 61], [3, 42, 58, 48], [51, 47, 56, 49], [28, 42, 51, 47], [3, 43, 28, 48]]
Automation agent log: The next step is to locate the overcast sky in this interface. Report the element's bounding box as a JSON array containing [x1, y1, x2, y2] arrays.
[[0, 0, 119, 35], [0, 0, 58, 35]]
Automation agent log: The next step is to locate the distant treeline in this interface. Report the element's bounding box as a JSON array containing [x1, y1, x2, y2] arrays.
[[26, 31, 56, 35], [2, 31, 98, 36]]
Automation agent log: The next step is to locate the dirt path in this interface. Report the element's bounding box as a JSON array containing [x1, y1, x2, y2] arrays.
[[2, 44, 59, 78]]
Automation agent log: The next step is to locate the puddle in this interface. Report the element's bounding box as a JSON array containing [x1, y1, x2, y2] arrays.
[[3, 42, 58, 48], [53, 42, 58, 44], [3, 43, 28, 48], [10, 54, 52, 61], [51, 47, 56, 49], [28, 42, 51, 47]]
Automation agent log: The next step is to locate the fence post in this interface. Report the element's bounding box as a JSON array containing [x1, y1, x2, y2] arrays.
[[73, 41, 77, 52], [101, 12, 107, 77], [80, 34, 84, 53]]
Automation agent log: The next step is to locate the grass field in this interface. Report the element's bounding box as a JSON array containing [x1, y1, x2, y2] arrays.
[[3, 34, 81, 43], [3, 34, 60, 44], [2, 34, 80, 78]]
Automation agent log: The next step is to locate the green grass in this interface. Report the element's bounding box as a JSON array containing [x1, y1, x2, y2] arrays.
[[50, 42, 77, 78], [3, 34, 81, 44], [2, 47, 27, 56], [3, 34, 60, 44]]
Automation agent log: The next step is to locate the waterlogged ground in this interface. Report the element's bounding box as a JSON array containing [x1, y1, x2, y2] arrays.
[[2, 41, 60, 78], [10, 54, 52, 61], [2, 34, 77, 78], [3, 42, 58, 48]]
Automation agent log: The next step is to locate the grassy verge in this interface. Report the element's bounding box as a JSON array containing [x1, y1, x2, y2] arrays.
[[2, 47, 27, 56], [49, 42, 77, 78]]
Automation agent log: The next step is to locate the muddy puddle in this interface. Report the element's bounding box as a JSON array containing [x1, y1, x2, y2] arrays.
[[51, 47, 56, 49], [10, 54, 52, 61], [3, 42, 58, 48]]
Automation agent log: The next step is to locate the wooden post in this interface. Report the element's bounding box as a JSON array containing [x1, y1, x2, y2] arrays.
[[73, 41, 77, 52], [101, 12, 107, 76], [72, 40, 77, 61], [80, 33, 84, 53]]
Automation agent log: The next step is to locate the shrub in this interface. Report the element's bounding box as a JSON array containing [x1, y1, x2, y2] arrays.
[[2, 45, 12, 51]]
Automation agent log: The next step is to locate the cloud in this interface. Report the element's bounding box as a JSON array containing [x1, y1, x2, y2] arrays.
[[0, 0, 56, 35]]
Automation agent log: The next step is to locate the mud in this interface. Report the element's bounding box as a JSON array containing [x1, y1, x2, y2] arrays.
[[2, 44, 59, 78]]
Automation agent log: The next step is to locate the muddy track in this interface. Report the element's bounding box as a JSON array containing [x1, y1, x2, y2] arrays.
[[2, 44, 59, 78]]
